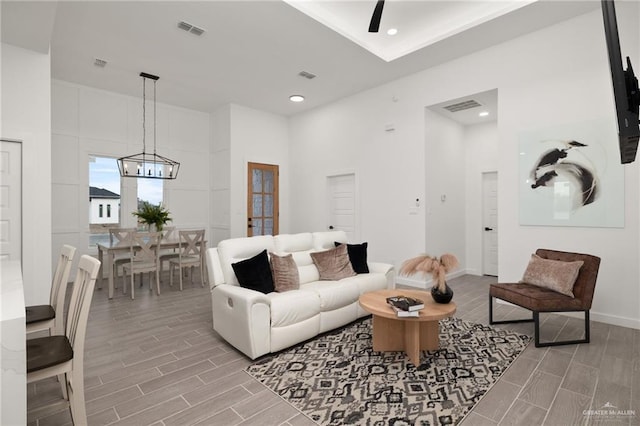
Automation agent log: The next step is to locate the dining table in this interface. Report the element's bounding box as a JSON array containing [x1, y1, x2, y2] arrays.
[[96, 234, 206, 299]]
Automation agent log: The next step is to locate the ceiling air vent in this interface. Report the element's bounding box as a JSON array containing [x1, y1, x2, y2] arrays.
[[178, 21, 206, 36], [94, 58, 107, 67], [190, 26, 205, 36], [298, 71, 317, 80], [443, 99, 482, 112]]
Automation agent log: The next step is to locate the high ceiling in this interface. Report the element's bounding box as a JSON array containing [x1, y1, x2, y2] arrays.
[[1, 1, 599, 117]]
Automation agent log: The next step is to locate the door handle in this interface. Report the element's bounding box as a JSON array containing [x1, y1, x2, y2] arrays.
[[484, 227, 493, 231]]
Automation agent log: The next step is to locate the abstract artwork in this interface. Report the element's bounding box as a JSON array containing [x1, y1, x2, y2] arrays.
[[519, 120, 624, 227]]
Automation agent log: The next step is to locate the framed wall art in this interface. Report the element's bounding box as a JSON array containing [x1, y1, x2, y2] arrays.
[[519, 119, 624, 228]]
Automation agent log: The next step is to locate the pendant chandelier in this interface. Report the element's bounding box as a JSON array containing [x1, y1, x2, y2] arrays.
[[117, 72, 180, 179]]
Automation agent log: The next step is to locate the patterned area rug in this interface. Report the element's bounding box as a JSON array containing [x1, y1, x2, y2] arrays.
[[245, 317, 530, 425]]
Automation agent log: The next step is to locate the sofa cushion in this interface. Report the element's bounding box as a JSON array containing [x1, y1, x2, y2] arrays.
[[335, 241, 369, 274], [268, 289, 320, 327], [301, 280, 360, 312], [521, 254, 583, 298], [313, 230, 348, 250], [310, 244, 356, 281], [274, 233, 313, 253], [270, 252, 300, 292], [231, 250, 274, 294], [490, 282, 584, 311], [348, 272, 389, 295]]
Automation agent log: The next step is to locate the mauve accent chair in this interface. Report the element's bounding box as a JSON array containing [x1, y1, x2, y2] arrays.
[[489, 248, 601, 347]]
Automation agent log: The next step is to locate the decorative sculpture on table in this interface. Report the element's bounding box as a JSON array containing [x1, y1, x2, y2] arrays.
[[399, 253, 459, 303]]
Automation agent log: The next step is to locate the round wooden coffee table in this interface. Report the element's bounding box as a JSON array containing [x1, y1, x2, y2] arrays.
[[359, 289, 457, 366]]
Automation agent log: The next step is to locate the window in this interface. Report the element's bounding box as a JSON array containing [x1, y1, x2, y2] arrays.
[[137, 165, 163, 208], [89, 156, 121, 247]]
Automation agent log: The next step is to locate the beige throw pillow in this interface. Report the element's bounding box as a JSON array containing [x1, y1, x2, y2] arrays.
[[521, 254, 583, 298], [270, 252, 300, 292], [310, 244, 356, 281]]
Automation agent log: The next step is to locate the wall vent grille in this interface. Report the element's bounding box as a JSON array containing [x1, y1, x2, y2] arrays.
[[443, 99, 481, 112], [298, 71, 317, 80], [178, 21, 205, 36], [94, 58, 107, 67]]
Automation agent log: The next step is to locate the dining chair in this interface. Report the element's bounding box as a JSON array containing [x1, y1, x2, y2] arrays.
[[122, 231, 162, 299], [27, 255, 101, 426], [159, 226, 180, 274], [169, 229, 206, 291], [26, 244, 76, 336], [109, 227, 136, 289]]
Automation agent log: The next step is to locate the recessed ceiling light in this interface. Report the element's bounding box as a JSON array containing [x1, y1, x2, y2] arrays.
[[289, 95, 305, 103], [479, 111, 490, 117], [387, 28, 398, 36]]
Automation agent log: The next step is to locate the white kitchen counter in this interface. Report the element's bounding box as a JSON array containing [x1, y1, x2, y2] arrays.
[[0, 260, 26, 425]]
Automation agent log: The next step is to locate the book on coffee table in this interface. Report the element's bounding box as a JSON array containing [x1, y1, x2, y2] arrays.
[[389, 305, 420, 317], [386, 296, 425, 312]]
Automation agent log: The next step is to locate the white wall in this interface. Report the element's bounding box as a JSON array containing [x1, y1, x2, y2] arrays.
[[210, 105, 231, 246], [289, 6, 640, 329], [51, 80, 211, 266], [1, 43, 52, 305], [227, 104, 290, 238], [424, 110, 466, 264], [464, 121, 499, 275], [289, 93, 427, 266]]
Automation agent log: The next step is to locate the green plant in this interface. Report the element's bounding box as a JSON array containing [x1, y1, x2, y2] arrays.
[[132, 202, 172, 231]]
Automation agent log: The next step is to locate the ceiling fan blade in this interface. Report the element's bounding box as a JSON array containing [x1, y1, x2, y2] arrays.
[[368, 0, 385, 33]]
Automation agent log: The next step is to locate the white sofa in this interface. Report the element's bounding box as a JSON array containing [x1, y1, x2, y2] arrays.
[[206, 231, 394, 359]]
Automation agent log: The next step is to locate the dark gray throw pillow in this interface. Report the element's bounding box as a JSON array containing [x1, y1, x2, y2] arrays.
[[334, 241, 369, 274], [231, 249, 274, 294]]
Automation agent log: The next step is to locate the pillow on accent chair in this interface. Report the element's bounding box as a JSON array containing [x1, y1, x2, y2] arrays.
[[520, 254, 583, 297], [270, 252, 300, 292], [311, 244, 356, 281], [334, 241, 369, 274], [231, 249, 274, 294]]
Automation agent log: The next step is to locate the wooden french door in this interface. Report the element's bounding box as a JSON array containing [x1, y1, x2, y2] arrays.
[[247, 162, 279, 236]]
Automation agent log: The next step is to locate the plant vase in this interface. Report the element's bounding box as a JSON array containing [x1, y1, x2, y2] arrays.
[[431, 282, 454, 304]]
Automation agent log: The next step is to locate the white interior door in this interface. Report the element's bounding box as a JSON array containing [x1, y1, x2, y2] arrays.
[[327, 173, 356, 241], [482, 171, 498, 276], [0, 140, 22, 261]]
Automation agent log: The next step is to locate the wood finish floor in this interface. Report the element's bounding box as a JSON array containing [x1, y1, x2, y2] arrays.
[[27, 273, 640, 426]]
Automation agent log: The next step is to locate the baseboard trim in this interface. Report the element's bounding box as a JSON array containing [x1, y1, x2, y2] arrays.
[[580, 310, 639, 330], [493, 299, 640, 330]]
